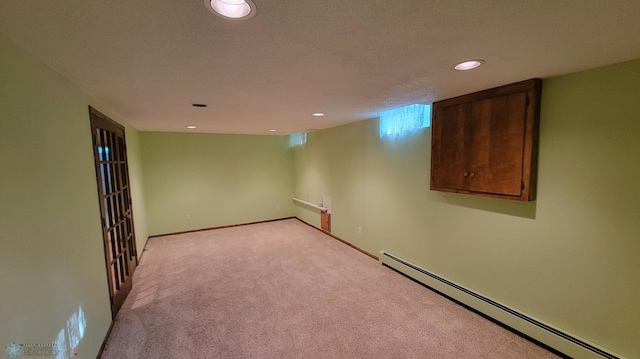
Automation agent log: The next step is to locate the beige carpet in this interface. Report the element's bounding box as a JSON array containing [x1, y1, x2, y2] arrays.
[[100, 218, 564, 358]]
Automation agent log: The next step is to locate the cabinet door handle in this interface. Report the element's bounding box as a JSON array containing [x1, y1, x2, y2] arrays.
[[464, 171, 469, 177], [470, 172, 475, 178]]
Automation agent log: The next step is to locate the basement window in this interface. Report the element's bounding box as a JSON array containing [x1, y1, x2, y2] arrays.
[[289, 132, 307, 147], [379, 104, 431, 139]]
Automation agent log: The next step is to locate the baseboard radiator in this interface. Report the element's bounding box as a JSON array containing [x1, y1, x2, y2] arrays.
[[379, 251, 624, 359]]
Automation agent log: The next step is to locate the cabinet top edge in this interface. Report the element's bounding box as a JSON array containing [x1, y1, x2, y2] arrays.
[[433, 78, 542, 109]]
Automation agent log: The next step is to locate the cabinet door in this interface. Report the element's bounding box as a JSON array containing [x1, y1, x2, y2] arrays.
[[430, 78, 540, 201], [431, 103, 470, 190], [467, 92, 527, 196]]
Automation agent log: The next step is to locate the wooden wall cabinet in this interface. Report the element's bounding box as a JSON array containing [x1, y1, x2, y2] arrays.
[[430, 79, 542, 201]]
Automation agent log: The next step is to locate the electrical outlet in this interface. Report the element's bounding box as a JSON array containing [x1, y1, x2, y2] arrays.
[[276, 203, 280, 210], [186, 214, 191, 221], [357, 227, 362, 235]]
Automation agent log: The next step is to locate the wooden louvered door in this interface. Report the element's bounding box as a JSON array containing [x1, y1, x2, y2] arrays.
[[89, 107, 138, 319]]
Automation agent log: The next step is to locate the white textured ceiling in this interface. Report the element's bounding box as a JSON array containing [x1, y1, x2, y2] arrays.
[[2, 1, 640, 135]]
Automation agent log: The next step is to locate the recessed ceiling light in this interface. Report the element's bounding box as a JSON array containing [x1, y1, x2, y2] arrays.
[[192, 103, 207, 107], [268, 129, 277, 132], [204, 0, 256, 20], [312, 113, 325, 117], [186, 125, 197, 129], [454, 59, 485, 71]]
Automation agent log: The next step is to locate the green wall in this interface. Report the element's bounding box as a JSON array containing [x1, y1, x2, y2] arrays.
[[141, 132, 294, 236], [0, 34, 148, 358], [124, 126, 149, 255], [293, 60, 640, 358], [3, 24, 640, 358]]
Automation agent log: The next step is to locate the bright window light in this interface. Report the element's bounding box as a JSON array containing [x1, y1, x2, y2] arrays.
[[379, 104, 431, 139], [289, 132, 307, 147]]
